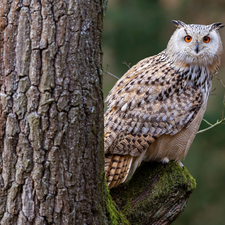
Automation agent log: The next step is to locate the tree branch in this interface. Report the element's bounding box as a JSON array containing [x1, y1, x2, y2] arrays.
[[110, 161, 196, 225]]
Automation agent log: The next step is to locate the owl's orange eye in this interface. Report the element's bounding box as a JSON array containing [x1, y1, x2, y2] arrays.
[[184, 35, 192, 42], [203, 36, 210, 43]]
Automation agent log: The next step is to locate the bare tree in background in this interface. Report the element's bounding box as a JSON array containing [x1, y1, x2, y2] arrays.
[[0, 1, 114, 224]]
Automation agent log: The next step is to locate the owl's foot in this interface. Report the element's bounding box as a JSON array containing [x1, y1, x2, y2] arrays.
[[177, 161, 184, 168], [161, 157, 169, 167]]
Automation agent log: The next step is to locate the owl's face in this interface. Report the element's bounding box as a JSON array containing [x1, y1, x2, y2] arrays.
[[166, 21, 223, 68]]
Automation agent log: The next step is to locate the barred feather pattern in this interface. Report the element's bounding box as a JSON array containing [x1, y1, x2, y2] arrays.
[[104, 51, 214, 188], [105, 154, 133, 189]]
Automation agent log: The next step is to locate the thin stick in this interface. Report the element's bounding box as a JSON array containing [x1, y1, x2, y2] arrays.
[[197, 119, 224, 134], [198, 94, 225, 134], [215, 76, 225, 87], [122, 61, 131, 68], [201, 118, 213, 126], [104, 71, 120, 80]]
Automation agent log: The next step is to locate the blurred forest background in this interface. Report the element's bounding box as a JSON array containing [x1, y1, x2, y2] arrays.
[[102, 0, 225, 225]]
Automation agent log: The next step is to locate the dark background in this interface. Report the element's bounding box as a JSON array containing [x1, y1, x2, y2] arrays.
[[103, 1, 225, 224]]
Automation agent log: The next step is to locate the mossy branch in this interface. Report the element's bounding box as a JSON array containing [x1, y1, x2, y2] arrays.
[[109, 161, 196, 225]]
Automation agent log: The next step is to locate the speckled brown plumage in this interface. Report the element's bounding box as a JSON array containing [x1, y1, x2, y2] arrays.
[[104, 21, 224, 188]]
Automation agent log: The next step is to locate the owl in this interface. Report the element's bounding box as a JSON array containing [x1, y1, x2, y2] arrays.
[[104, 20, 224, 189]]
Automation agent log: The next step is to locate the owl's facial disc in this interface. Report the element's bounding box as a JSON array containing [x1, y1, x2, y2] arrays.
[[166, 24, 223, 67]]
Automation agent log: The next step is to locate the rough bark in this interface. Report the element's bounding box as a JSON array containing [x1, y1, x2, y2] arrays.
[[0, 0, 121, 224], [110, 161, 196, 225]]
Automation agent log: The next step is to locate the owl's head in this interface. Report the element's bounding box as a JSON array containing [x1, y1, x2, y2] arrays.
[[166, 20, 224, 70]]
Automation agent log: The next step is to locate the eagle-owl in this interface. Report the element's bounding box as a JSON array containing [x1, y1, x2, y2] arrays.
[[104, 20, 224, 189]]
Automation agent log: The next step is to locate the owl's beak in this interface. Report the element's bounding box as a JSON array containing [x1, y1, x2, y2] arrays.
[[194, 41, 199, 53]]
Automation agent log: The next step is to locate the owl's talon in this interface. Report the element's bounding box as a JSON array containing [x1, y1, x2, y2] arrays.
[[161, 157, 169, 164], [178, 161, 184, 168]]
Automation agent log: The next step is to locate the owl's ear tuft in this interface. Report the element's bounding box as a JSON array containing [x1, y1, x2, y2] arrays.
[[172, 20, 187, 28], [211, 22, 224, 31]]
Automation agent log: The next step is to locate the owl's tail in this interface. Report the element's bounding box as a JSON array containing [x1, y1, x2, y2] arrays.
[[105, 154, 133, 189]]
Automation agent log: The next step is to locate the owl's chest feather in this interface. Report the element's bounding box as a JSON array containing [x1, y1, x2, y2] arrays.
[[178, 65, 212, 99]]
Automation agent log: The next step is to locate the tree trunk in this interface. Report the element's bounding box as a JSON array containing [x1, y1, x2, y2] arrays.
[[0, 0, 122, 224]]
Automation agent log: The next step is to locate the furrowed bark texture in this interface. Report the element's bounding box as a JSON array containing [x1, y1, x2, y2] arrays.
[[110, 161, 196, 225], [0, 1, 112, 224]]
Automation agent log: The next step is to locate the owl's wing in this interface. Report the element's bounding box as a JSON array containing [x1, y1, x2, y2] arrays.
[[104, 52, 203, 188], [105, 52, 203, 155]]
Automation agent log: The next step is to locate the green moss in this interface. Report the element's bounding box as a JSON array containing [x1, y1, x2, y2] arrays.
[[105, 178, 129, 225], [110, 161, 196, 225]]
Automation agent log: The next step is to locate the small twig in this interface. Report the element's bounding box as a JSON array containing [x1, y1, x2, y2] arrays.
[[197, 119, 224, 134], [211, 87, 217, 93], [209, 87, 217, 95], [122, 61, 131, 69], [215, 76, 225, 87], [201, 118, 213, 126], [198, 94, 225, 134], [198, 75, 225, 133], [104, 70, 120, 80]]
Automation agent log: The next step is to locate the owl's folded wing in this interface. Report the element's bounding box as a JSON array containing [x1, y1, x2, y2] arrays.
[[104, 52, 203, 156]]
